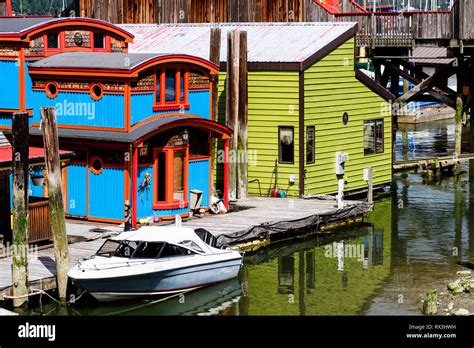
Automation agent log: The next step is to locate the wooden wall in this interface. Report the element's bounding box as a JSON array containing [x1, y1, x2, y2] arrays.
[[77, 0, 320, 24]]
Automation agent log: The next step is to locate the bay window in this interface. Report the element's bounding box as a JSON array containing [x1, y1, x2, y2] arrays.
[[154, 67, 189, 111]]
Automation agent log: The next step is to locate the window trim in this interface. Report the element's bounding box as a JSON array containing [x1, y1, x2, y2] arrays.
[[91, 31, 110, 52], [45, 81, 59, 99], [90, 156, 104, 175], [44, 32, 63, 53], [153, 67, 190, 112], [89, 83, 104, 101], [363, 119, 385, 156], [306, 125, 315, 165], [152, 146, 189, 210], [278, 126, 295, 165]]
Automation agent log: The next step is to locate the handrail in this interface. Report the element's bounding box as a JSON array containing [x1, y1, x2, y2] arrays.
[[312, 0, 452, 15]]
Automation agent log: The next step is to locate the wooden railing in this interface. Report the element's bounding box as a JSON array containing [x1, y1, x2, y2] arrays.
[[333, 12, 453, 47], [28, 197, 52, 244]]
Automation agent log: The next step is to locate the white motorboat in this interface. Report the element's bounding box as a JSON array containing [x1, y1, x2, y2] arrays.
[[68, 225, 243, 302]]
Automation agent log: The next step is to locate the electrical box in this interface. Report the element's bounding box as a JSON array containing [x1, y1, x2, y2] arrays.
[[335, 152, 348, 175], [363, 167, 373, 181]]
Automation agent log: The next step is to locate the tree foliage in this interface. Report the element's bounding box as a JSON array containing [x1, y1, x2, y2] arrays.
[[11, 0, 74, 16]]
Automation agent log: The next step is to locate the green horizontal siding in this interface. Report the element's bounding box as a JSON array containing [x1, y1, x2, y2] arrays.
[[214, 71, 301, 197], [304, 37, 392, 195]]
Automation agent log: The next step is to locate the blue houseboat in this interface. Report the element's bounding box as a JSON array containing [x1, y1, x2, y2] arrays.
[[0, 16, 232, 229]]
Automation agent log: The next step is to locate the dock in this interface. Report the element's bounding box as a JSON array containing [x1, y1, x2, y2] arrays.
[[0, 197, 371, 301], [393, 154, 474, 173]]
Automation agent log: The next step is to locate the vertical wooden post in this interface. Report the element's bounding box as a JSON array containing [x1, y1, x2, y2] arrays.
[[40, 107, 69, 302], [364, 167, 373, 204], [209, 27, 221, 122], [454, 96, 463, 158], [237, 31, 248, 199], [223, 138, 230, 209], [11, 112, 29, 308], [131, 146, 138, 228], [226, 29, 240, 201]]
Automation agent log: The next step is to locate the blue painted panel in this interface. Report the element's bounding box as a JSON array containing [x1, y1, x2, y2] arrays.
[[89, 167, 124, 220], [130, 89, 211, 126], [188, 90, 210, 120], [136, 165, 190, 219], [137, 165, 154, 219], [31, 91, 125, 128], [25, 61, 35, 110], [67, 164, 87, 217], [0, 60, 19, 113], [188, 159, 210, 207]]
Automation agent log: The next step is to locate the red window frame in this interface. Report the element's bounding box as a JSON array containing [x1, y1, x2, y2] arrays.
[[152, 146, 189, 210], [44, 32, 64, 54], [91, 31, 110, 52], [153, 67, 190, 112]]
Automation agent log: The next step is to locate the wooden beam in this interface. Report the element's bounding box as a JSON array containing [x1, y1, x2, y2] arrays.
[[383, 59, 456, 109], [237, 30, 248, 199], [40, 107, 70, 302], [395, 61, 458, 105], [11, 112, 29, 308], [398, 59, 457, 97]]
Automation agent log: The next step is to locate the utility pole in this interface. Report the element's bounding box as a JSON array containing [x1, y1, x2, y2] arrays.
[[40, 107, 70, 302], [11, 112, 30, 308]]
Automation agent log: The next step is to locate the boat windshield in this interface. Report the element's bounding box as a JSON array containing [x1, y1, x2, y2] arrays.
[[96, 240, 139, 258]]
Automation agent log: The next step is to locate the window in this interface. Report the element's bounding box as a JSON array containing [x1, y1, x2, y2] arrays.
[[178, 240, 204, 254], [47, 33, 60, 49], [90, 156, 104, 175], [306, 126, 315, 164], [279, 126, 294, 164], [132, 242, 164, 259], [96, 240, 139, 258], [93, 32, 105, 49], [364, 119, 384, 155], [159, 243, 194, 257], [45, 82, 58, 99], [154, 67, 189, 111], [153, 147, 189, 209], [89, 83, 104, 101]]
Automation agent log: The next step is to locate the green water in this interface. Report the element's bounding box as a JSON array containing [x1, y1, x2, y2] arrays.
[[26, 120, 474, 316]]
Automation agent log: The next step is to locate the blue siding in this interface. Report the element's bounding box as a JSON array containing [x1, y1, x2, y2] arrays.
[[89, 167, 124, 220], [130, 89, 211, 126], [137, 166, 154, 218], [31, 91, 125, 128], [67, 164, 87, 217], [136, 165, 189, 218], [188, 159, 210, 207], [188, 90, 210, 120], [25, 61, 35, 110], [0, 60, 20, 114]]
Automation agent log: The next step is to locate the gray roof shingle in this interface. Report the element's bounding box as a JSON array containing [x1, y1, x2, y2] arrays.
[[29, 52, 170, 70]]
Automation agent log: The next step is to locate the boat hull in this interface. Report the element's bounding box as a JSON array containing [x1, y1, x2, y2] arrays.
[[72, 257, 242, 302]]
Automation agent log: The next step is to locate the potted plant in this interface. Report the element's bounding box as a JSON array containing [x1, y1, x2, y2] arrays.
[[30, 167, 44, 186]]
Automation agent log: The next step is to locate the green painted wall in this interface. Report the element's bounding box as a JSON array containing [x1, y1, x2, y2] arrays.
[[303, 38, 392, 195], [215, 71, 301, 197]]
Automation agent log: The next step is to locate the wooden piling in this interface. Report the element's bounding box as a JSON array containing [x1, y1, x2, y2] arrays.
[[226, 29, 240, 201], [237, 30, 248, 199], [454, 96, 463, 158], [209, 27, 221, 122], [11, 112, 30, 308], [40, 107, 70, 302]]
